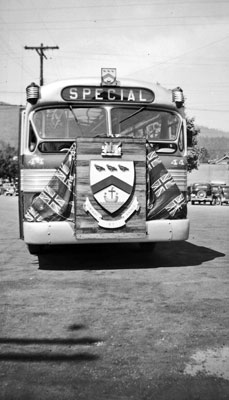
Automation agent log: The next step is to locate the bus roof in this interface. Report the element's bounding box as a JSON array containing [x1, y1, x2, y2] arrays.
[[27, 77, 183, 110]]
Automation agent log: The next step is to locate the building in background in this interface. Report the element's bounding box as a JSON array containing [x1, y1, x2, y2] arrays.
[[0, 102, 21, 148], [188, 153, 229, 186]]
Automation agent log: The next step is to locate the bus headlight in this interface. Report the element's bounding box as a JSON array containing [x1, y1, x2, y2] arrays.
[[172, 87, 184, 108], [26, 82, 40, 104]]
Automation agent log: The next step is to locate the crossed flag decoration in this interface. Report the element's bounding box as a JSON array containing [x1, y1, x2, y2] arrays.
[[146, 144, 186, 220], [24, 144, 76, 223], [24, 141, 186, 224]]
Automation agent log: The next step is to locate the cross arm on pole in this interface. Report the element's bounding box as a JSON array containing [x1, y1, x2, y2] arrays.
[[24, 43, 59, 86]]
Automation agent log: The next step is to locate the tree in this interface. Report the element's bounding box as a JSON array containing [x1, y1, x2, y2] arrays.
[[186, 116, 201, 172], [199, 147, 210, 163], [0, 144, 18, 181]]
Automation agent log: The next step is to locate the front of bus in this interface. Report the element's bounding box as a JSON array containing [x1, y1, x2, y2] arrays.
[[19, 68, 189, 253]]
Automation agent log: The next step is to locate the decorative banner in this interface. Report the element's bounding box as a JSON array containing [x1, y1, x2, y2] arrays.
[[24, 141, 186, 226]]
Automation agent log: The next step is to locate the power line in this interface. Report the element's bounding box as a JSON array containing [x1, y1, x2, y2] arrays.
[[2, 15, 229, 25], [30, 0, 62, 81], [2, 22, 229, 32], [0, 32, 35, 78], [2, 20, 229, 32], [187, 107, 229, 112], [24, 43, 59, 85], [129, 34, 229, 76], [1, 1, 229, 11]]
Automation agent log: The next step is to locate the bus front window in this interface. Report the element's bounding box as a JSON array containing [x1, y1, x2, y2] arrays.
[[32, 107, 107, 139], [111, 107, 181, 140]]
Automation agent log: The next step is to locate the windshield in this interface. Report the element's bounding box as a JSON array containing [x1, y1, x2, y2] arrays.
[[212, 186, 220, 193], [32, 107, 107, 138], [111, 107, 181, 140], [32, 106, 181, 141], [193, 184, 211, 190]]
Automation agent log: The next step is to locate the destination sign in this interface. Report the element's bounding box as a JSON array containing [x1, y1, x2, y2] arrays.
[[61, 86, 155, 103]]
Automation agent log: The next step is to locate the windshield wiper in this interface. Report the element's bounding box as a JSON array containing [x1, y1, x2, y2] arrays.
[[119, 107, 145, 124], [69, 106, 111, 138], [69, 105, 84, 136]]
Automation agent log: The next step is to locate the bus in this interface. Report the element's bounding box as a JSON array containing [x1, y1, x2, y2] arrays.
[[19, 68, 190, 254]]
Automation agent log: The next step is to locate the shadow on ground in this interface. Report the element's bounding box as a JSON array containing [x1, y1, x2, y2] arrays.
[[0, 334, 101, 363], [36, 241, 225, 270], [0, 352, 99, 362]]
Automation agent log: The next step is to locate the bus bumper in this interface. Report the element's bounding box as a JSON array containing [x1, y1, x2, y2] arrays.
[[23, 219, 190, 245]]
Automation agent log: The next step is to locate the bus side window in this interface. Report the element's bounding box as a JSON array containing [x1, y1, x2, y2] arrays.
[[29, 123, 37, 152], [178, 129, 184, 151]]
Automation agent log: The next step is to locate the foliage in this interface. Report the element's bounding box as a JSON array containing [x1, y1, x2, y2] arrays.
[[186, 116, 201, 172], [0, 143, 18, 181], [186, 116, 200, 147], [186, 146, 201, 172], [199, 147, 211, 163]]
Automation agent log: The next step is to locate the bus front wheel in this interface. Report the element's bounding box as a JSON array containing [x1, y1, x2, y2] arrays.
[[27, 244, 44, 255], [139, 242, 157, 251]]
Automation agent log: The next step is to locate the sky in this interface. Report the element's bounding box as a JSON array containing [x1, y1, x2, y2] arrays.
[[1, 0, 229, 132]]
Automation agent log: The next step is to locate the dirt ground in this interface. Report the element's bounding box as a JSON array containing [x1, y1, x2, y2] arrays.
[[0, 196, 229, 400]]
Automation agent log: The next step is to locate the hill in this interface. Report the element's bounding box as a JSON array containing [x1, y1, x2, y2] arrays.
[[198, 125, 229, 138], [198, 126, 229, 160], [198, 136, 229, 161]]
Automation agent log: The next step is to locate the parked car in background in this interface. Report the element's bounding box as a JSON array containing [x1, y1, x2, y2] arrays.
[[4, 183, 16, 196], [187, 186, 191, 202], [190, 183, 215, 205], [218, 186, 229, 205], [211, 184, 222, 205]]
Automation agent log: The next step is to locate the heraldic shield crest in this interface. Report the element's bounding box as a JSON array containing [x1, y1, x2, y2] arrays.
[[90, 160, 135, 214]]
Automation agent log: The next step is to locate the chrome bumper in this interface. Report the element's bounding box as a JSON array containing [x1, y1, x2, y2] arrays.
[[23, 219, 190, 245]]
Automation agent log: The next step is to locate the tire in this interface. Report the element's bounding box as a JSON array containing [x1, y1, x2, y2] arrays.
[[197, 189, 206, 199], [27, 244, 44, 255], [139, 242, 157, 251]]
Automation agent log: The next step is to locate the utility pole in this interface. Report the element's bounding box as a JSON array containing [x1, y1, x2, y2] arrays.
[[24, 43, 59, 86]]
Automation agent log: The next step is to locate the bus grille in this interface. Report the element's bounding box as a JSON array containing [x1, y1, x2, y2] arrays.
[[21, 169, 56, 192], [168, 169, 187, 191], [21, 168, 187, 192]]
